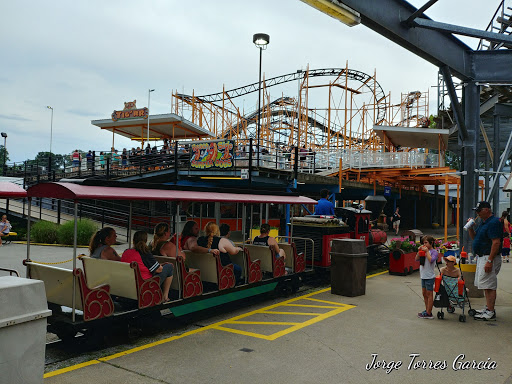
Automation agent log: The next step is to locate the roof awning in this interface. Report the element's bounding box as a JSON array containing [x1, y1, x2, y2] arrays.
[[0, 182, 27, 198], [27, 182, 317, 205], [91, 113, 214, 141], [373, 125, 455, 150]]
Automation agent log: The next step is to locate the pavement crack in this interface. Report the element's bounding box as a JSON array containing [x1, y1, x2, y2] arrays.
[[100, 360, 172, 383]]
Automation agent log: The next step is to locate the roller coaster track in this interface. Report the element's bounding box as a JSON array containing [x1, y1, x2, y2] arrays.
[[177, 68, 387, 124]]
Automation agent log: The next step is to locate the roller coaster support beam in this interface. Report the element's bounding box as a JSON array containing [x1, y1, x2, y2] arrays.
[[439, 66, 467, 141]]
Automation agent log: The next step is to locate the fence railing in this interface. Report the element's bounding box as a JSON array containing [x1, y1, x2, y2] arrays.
[[1, 140, 441, 185]]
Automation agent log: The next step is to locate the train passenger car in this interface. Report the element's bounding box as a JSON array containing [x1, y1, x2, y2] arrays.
[[22, 181, 317, 340]]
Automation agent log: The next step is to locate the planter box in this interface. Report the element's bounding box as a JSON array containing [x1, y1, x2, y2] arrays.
[[389, 250, 420, 276]]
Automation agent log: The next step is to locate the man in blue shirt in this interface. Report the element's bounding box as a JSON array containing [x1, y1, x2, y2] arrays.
[[467, 201, 502, 321], [314, 189, 335, 216]]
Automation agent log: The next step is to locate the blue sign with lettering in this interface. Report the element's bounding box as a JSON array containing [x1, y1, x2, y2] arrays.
[[384, 186, 391, 196]]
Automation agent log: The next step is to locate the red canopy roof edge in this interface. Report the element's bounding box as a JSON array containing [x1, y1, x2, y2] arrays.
[[0, 182, 27, 198], [27, 182, 317, 205]]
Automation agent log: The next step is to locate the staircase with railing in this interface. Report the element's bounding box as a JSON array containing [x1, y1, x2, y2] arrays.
[[477, 1, 512, 50]]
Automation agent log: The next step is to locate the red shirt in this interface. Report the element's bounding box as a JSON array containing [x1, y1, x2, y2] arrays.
[[121, 249, 152, 280]]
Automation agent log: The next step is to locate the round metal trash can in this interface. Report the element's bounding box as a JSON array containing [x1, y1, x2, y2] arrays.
[[330, 239, 367, 297]]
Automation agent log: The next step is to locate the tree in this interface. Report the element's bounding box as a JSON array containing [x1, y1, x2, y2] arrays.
[[0, 146, 10, 173], [444, 150, 460, 170], [34, 152, 69, 170]]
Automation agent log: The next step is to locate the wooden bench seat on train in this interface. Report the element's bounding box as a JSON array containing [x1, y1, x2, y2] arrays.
[[244, 244, 285, 278], [230, 248, 262, 284], [154, 255, 203, 299], [279, 242, 306, 273], [80, 256, 163, 309], [184, 251, 235, 290], [24, 261, 114, 322]]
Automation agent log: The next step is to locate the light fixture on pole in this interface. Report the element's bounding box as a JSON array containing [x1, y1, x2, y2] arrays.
[[300, 0, 361, 26], [253, 33, 270, 166], [147, 89, 155, 147], [47, 106, 53, 154], [1, 132, 7, 174]]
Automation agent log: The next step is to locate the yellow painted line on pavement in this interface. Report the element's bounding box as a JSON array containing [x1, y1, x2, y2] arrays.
[[44, 272, 385, 378], [213, 303, 354, 340], [282, 303, 341, 309], [230, 321, 301, 325]]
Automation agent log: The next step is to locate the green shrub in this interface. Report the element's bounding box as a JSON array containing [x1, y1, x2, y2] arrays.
[[57, 219, 98, 246], [31, 221, 58, 244]]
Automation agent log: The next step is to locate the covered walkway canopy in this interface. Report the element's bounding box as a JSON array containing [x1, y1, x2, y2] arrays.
[[0, 182, 27, 198], [91, 113, 214, 147], [27, 182, 317, 205]]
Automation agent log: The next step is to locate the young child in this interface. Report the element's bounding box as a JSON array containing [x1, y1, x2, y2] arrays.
[[439, 255, 461, 279], [415, 235, 439, 319], [503, 235, 510, 263]]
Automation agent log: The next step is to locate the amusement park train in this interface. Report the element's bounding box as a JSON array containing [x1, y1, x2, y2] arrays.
[[0, 181, 389, 340]]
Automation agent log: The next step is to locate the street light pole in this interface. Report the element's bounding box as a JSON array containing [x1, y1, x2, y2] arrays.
[[147, 89, 155, 146], [253, 33, 270, 167], [47, 106, 53, 154]]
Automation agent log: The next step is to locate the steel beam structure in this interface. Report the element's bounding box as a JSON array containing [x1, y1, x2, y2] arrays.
[[337, 0, 512, 82]]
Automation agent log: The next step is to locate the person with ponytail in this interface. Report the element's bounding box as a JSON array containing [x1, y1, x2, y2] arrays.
[[171, 220, 220, 256], [89, 227, 121, 261], [197, 222, 243, 283], [150, 222, 185, 259], [121, 231, 173, 303]]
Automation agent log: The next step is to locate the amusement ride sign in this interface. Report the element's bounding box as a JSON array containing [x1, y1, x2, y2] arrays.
[[111, 100, 149, 122], [190, 140, 235, 170]]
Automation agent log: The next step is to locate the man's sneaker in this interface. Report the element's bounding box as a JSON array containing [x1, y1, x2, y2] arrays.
[[423, 312, 434, 319], [474, 306, 488, 315], [474, 309, 496, 321], [418, 310, 427, 318]]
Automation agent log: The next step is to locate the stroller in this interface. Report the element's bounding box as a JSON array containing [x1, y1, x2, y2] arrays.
[[433, 258, 476, 322]]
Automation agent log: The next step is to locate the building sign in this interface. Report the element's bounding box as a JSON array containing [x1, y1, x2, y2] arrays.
[[190, 140, 235, 170], [240, 169, 249, 179], [111, 100, 149, 121], [384, 186, 391, 196]]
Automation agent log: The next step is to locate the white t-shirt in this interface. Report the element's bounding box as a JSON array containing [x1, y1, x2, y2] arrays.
[[420, 249, 438, 279]]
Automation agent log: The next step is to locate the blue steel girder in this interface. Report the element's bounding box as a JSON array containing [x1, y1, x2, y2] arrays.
[[337, 0, 512, 82]]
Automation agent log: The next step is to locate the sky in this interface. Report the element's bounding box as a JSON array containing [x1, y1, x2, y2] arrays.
[[0, 0, 499, 163]]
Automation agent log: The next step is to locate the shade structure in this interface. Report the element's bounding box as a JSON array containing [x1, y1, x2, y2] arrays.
[[0, 182, 27, 198], [27, 182, 317, 206], [91, 113, 214, 141]]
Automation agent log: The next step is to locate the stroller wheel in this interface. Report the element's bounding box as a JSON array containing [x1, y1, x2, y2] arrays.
[[437, 311, 444, 319], [447, 306, 455, 314], [459, 314, 466, 322], [468, 309, 476, 316]]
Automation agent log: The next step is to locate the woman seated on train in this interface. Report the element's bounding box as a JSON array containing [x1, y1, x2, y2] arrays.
[[172, 221, 220, 256], [197, 222, 243, 283], [150, 222, 185, 259], [253, 223, 286, 260], [89, 227, 121, 261], [121, 231, 173, 303]]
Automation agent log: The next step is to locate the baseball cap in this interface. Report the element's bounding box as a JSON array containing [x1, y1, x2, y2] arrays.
[[473, 201, 491, 211], [444, 255, 456, 263]]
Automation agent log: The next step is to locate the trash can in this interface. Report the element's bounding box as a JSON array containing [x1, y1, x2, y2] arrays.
[[0, 276, 52, 384], [460, 263, 484, 298], [330, 238, 367, 297]]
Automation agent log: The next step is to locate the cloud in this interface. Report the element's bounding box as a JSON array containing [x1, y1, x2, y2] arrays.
[[0, 114, 33, 122]]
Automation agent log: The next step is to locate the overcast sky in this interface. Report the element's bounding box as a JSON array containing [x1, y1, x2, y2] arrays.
[[0, 0, 498, 162]]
